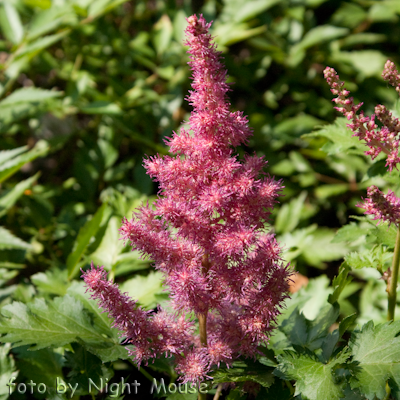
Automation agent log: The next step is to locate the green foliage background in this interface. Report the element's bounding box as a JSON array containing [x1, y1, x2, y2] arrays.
[[0, 0, 400, 399]]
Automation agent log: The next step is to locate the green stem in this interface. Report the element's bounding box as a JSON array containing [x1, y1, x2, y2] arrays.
[[387, 227, 400, 321]]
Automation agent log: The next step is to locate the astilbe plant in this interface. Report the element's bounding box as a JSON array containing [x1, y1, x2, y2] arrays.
[[324, 60, 400, 321], [82, 14, 290, 389]]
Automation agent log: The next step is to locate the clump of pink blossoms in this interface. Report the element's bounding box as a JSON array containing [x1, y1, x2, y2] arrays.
[[324, 61, 400, 226], [82, 14, 290, 383]]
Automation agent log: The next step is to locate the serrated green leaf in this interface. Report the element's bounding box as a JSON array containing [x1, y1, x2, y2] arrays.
[[67, 281, 116, 337], [0, 227, 31, 250], [31, 267, 70, 296], [373, 224, 397, 248], [345, 245, 393, 271], [67, 203, 107, 280], [0, 343, 18, 400], [119, 271, 164, 310], [0, 295, 106, 349], [332, 223, 368, 244], [0, 293, 127, 363], [276, 348, 350, 400], [350, 320, 400, 399], [280, 303, 340, 351], [0, 173, 39, 217], [304, 118, 366, 155]]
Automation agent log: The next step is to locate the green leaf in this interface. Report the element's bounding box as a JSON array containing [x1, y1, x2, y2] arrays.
[[334, 50, 389, 78], [6, 31, 68, 79], [88, 216, 124, 270], [13, 31, 68, 60], [0, 2, 24, 44], [275, 191, 307, 233], [339, 313, 357, 339], [304, 118, 365, 155], [88, 0, 127, 18], [64, 343, 114, 396], [0, 173, 39, 217], [0, 87, 63, 107], [0, 343, 18, 400], [27, 4, 77, 40], [280, 303, 340, 351], [280, 225, 349, 268], [152, 14, 173, 56], [285, 276, 333, 320], [0, 227, 31, 250], [31, 267, 70, 296], [166, 392, 197, 400], [80, 101, 122, 115], [67, 282, 130, 362], [328, 262, 352, 305], [373, 223, 397, 249], [0, 146, 27, 165], [276, 348, 350, 400], [213, 23, 266, 47], [0, 295, 126, 362], [67, 203, 107, 280], [0, 141, 49, 184], [0, 295, 101, 349], [332, 223, 367, 244], [218, 0, 281, 23], [296, 25, 349, 50], [288, 25, 348, 66], [13, 347, 64, 387], [119, 271, 164, 310], [349, 320, 400, 399], [212, 360, 274, 388], [345, 245, 393, 271], [67, 281, 115, 337], [314, 183, 348, 200]]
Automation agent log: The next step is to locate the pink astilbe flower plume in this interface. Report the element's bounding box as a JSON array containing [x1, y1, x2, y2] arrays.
[[83, 14, 290, 384], [324, 61, 400, 225], [357, 186, 400, 227]]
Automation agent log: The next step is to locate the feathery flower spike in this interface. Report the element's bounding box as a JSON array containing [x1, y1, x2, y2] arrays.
[[83, 14, 290, 384]]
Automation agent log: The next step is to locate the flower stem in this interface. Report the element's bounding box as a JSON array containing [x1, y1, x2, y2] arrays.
[[198, 312, 208, 347], [387, 227, 400, 321], [213, 384, 223, 400]]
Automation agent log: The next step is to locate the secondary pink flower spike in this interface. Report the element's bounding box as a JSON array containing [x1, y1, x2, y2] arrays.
[[83, 14, 290, 384], [324, 61, 400, 226]]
